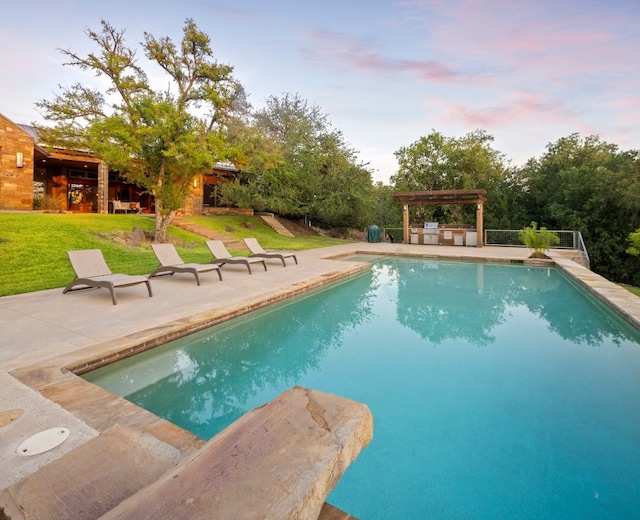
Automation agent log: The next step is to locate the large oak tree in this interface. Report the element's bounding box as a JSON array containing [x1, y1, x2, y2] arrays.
[[36, 19, 245, 241]]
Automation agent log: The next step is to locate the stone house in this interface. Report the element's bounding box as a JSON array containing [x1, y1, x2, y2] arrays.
[[0, 113, 249, 215]]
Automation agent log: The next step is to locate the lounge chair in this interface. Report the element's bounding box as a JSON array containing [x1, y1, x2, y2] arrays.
[[243, 237, 298, 267], [205, 240, 267, 274], [150, 243, 222, 285], [63, 249, 153, 305]]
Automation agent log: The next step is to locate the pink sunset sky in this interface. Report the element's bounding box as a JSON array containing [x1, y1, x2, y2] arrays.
[[1, 0, 638, 183]]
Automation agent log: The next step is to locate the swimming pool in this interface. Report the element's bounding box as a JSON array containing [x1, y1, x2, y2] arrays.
[[84, 258, 640, 519]]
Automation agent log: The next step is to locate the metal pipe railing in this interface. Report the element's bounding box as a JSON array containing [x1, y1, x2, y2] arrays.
[[576, 231, 591, 269], [484, 229, 578, 249]]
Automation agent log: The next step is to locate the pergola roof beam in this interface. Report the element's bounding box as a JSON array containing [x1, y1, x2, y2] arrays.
[[392, 189, 487, 206]]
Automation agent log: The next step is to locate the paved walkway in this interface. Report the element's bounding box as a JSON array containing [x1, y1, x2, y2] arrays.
[[2, 242, 640, 505]]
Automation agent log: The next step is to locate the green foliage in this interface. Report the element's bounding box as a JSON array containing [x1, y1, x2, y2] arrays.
[[626, 229, 640, 256], [518, 222, 560, 257], [391, 130, 510, 227], [35, 19, 245, 242], [221, 92, 375, 229], [33, 195, 62, 211], [514, 133, 640, 283], [371, 183, 402, 227], [393, 131, 451, 192]]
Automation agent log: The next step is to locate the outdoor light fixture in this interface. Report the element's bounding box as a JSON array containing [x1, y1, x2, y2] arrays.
[[403, 205, 408, 211], [16, 152, 24, 168], [193, 177, 198, 188]]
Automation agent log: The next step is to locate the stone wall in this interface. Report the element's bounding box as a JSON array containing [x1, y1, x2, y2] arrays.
[[182, 175, 202, 215], [201, 207, 254, 216], [0, 115, 34, 210], [182, 174, 253, 216]]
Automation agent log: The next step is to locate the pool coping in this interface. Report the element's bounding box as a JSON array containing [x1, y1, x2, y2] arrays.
[[3, 242, 640, 516]]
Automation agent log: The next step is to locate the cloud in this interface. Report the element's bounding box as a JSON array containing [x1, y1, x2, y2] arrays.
[[301, 29, 461, 82], [398, 0, 637, 79], [437, 91, 574, 128]]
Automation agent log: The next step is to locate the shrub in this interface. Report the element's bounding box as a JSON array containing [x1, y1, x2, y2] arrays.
[[627, 229, 640, 257], [519, 221, 560, 258], [33, 195, 62, 211]]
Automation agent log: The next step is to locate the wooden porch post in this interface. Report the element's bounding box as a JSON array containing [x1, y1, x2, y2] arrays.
[[97, 161, 109, 214]]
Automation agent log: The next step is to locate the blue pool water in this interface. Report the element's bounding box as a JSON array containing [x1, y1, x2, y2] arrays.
[[84, 258, 640, 519]]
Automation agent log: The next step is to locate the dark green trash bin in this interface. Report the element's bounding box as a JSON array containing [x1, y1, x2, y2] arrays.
[[367, 224, 382, 243]]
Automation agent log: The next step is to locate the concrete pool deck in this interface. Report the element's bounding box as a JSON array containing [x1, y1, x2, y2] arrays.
[[2, 241, 640, 518]]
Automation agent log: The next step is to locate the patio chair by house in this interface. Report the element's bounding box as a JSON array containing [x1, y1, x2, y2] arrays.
[[150, 243, 222, 285], [63, 249, 153, 305], [243, 237, 298, 267], [205, 240, 267, 274]]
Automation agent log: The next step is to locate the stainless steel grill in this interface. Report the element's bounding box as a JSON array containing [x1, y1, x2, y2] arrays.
[[423, 222, 439, 244]]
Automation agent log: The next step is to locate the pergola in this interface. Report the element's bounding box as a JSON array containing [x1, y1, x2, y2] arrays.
[[391, 189, 488, 247]]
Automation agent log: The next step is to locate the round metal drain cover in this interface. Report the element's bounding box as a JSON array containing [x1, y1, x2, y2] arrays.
[[16, 427, 70, 457], [0, 409, 24, 428]]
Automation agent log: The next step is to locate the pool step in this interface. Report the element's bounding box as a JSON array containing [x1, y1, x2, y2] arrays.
[[101, 387, 372, 520], [0, 424, 184, 519]]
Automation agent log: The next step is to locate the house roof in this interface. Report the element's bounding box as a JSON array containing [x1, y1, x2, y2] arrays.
[[17, 123, 38, 139]]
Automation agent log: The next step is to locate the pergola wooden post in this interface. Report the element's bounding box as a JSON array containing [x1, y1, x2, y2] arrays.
[[402, 203, 410, 243], [476, 200, 484, 247], [391, 189, 487, 247]]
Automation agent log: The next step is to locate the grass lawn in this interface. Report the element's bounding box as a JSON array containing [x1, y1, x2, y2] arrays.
[[620, 283, 640, 298], [186, 215, 349, 250], [0, 213, 351, 297]]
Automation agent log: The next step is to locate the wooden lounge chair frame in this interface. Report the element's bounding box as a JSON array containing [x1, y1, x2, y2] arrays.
[[243, 237, 298, 267], [63, 249, 153, 305], [150, 243, 222, 285], [205, 240, 267, 274]]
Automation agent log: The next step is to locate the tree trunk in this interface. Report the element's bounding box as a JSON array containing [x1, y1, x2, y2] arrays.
[[152, 162, 177, 243], [154, 208, 177, 243]]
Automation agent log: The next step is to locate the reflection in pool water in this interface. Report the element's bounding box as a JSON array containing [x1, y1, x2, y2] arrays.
[[85, 259, 640, 519]]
